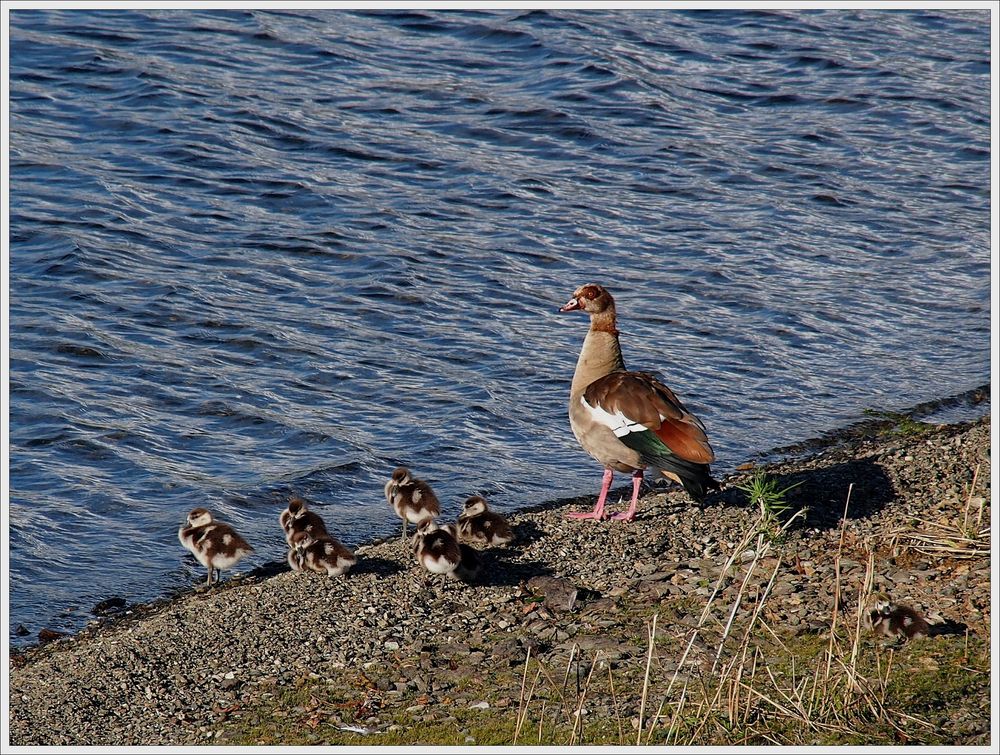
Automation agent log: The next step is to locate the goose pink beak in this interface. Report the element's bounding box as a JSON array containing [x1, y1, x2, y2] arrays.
[[559, 297, 582, 312]]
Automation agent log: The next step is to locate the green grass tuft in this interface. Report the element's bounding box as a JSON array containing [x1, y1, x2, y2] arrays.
[[735, 468, 804, 527], [861, 409, 932, 437]]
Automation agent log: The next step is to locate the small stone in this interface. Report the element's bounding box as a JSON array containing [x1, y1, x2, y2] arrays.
[[92, 597, 127, 616], [633, 561, 658, 576], [468, 701, 490, 710], [37, 628, 66, 643]]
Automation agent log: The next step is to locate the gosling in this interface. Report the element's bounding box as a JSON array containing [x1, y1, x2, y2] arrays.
[[280, 496, 329, 546], [178, 508, 253, 586], [457, 496, 514, 547], [385, 467, 440, 540], [412, 519, 460, 578], [868, 603, 930, 641], [288, 530, 356, 577]]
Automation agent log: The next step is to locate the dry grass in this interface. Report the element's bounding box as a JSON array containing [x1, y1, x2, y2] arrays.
[[889, 462, 990, 559], [503, 479, 976, 746], [219, 456, 990, 747]]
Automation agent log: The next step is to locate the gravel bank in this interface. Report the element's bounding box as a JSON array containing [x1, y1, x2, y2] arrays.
[[9, 414, 991, 746]]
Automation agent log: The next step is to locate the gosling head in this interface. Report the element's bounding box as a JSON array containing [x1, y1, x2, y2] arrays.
[[462, 496, 489, 517], [290, 529, 315, 553], [416, 518, 439, 535], [186, 508, 213, 528], [390, 467, 412, 485], [287, 497, 308, 518]]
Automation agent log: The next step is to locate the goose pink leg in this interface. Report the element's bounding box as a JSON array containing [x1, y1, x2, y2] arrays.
[[567, 468, 614, 520], [611, 470, 644, 522]]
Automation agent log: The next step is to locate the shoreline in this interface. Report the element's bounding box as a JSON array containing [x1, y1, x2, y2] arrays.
[[10, 382, 990, 653], [8, 406, 992, 746]]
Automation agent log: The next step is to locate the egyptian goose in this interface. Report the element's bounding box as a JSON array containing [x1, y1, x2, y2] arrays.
[[559, 284, 717, 521], [412, 519, 461, 577], [279, 496, 329, 546], [178, 508, 253, 586], [288, 530, 357, 577], [385, 467, 441, 540], [457, 496, 514, 546]]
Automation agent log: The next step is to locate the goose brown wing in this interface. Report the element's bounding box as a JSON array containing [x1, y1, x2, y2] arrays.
[[583, 371, 714, 465]]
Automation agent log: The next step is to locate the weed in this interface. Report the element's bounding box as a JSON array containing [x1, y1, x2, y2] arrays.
[[861, 409, 931, 437], [735, 468, 804, 529]]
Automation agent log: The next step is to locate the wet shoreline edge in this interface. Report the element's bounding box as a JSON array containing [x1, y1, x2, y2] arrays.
[[10, 381, 990, 657]]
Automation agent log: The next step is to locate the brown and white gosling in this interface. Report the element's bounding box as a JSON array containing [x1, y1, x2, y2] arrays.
[[279, 496, 329, 546], [178, 508, 253, 586], [457, 496, 514, 547], [288, 530, 357, 577], [412, 519, 461, 578], [385, 467, 440, 540], [865, 594, 930, 641]]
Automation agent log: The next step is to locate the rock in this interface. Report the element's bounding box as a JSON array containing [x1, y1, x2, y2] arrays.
[[37, 628, 66, 643], [639, 570, 673, 582], [92, 597, 128, 616], [525, 576, 579, 611]]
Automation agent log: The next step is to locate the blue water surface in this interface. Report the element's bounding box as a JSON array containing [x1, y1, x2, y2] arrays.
[[8, 8, 990, 643]]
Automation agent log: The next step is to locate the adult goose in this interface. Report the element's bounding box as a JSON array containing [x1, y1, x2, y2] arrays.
[[559, 283, 717, 521]]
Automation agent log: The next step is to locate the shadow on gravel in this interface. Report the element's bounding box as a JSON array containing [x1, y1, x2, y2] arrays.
[[351, 556, 406, 578], [475, 549, 553, 587], [717, 459, 897, 530], [246, 559, 292, 580], [511, 519, 547, 545], [928, 619, 970, 637]]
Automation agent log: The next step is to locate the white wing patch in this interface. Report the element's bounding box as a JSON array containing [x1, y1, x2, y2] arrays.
[[581, 395, 649, 438]]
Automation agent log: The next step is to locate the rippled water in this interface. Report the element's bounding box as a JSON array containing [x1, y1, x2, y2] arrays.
[[9, 9, 990, 643]]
